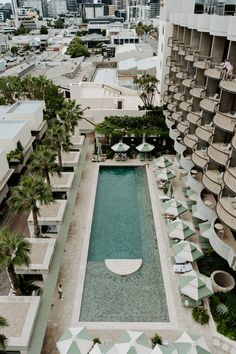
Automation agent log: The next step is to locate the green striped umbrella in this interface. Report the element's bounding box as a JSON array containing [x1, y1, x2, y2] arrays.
[[115, 330, 152, 354], [136, 142, 155, 153], [111, 142, 130, 152], [174, 331, 212, 354], [155, 168, 176, 181], [167, 219, 195, 240], [154, 156, 173, 168], [172, 241, 203, 262], [186, 189, 198, 201], [151, 344, 178, 353], [163, 199, 188, 216], [90, 343, 118, 354], [199, 221, 212, 239], [56, 327, 93, 354], [179, 270, 213, 301]]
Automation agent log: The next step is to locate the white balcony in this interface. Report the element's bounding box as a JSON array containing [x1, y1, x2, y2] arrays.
[[223, 167, 236, 194], [202, 170, 223, 195], [192, 150, 208, 169], [180, 153, 194, 171], [217, 197, 236, 232]]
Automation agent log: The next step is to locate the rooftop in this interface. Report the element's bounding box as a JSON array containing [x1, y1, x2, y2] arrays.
[[0, 120, 28, 139]]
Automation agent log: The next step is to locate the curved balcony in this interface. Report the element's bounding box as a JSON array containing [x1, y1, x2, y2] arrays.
[[224, 167, 236, 194], [208, 143, 231, 166], [192, 149, 208, 169], [193, 55, 211, 70], [165, 114, 175, 129], [167, 102, 177, 112], [219, 72, 236, 94], [187, 112, 201, 125], [213, 111, 236, 133], [187, 170, 203, 194], [172, 112, 182, 122], [177, 121, 189, 134], [217, 196, 236, 231], [190, 87, 205, 99], [195, 126, 213, 142], [180, 152, 194, 171], [168, 37, 178, 47], [232, 134, 236, 150], [169, 85, 178, 93], [171, 65, 181, 73], [179, 101, 192, 112], [200, 98, 219, 113], [174, 136, 186, 154], [185, 54, 194, 62], [166, 56, 176, 67], [204, 68, 222, 80], [184, 134, 198, 149], [208, 221, 236, 270], [176, 71, 188, 80], [164, 74, 174, 86], [163, 91, 172, 104], [174, 92, 184, 101], [198, 190, 217, 220], [182, 78, 195, 88], [202, 170, 223, 195], [169, 127, 179, 140]]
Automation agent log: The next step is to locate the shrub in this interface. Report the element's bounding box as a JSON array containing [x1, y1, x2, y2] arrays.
[[93, 337, 101, 345], [150, 333, 162, 348], [192, 307, 209, 325]]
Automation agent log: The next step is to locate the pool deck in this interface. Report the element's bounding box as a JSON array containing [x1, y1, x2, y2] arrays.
[[42, 145, 217, 353]]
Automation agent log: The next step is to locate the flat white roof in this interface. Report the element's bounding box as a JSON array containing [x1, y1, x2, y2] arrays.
[[93, 68, 118, 85], [0, 120, 27, 139], [7, 101, 44, 115], [0, 105, 11, 117], [28, 199, 67, 224]]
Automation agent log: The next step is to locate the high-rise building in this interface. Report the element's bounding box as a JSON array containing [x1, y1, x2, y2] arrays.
[[49, 0, 67, 17], [158, 0, 236, 270], [149, 0, 159, 18]]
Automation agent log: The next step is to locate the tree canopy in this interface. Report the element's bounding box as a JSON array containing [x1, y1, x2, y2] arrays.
[[0, 75, 64, 120], [54, 19, 64, 29], [95, 109, 168, 139], [40, 25, 48, 34], [66, 37, 90, 58], [133, 74, 159, 109]]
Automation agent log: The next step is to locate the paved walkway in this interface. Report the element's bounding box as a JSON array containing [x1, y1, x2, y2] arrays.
[[41, 149, 218, 353]]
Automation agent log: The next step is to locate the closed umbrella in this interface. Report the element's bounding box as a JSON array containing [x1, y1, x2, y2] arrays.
[[174, 331, 212, 354], [97, 142, 102, 156], [154, 156, 173, 168], [56, 327, 93, 354], [111, 142, 130, 152], [155, 169, 176, 181], [179, 270, 213, 301], [163, 199, 188, 216], [115, 330, 152, 354], [167, 219, 195, 240], [172, 241, 204, 262]]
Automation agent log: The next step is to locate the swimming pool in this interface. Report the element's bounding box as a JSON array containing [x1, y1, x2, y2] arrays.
[[79, 166, 169, 322]]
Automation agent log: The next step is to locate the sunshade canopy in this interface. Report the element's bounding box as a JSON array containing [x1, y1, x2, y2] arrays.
[[175, 331, 212, 354], [111, 142, 130, 152], [154, 156, 173, 168], [56, 327, 93, 354], [179, 270, 213, 301], [172, 241, 204, 262], [115, 330, 152, 354]]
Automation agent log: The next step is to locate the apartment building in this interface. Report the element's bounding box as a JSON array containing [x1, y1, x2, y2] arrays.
[[158, 0, 236, 270]]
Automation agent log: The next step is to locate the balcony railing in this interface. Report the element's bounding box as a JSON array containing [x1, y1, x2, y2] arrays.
[[195, 126, 213, 142], [217, 196, 236, 232], [213, 111, 236, 133], [204, 61, 222, 80], [177, 121, 189, 134], [192, 149, 208, 169], [202, 169, 223, 195], [208, 143, 231, 165], [224, 167, 236, 194], [219, 72, 236, 94], [184, 134, 198, 149], [193, 54, 212, 70], [167, 37, 178, 47], [182, 78, 195, 88], [166, 56, 176, 68], [187, 112, 201, 125]]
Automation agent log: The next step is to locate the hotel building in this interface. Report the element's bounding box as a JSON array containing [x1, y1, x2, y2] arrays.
[[157, 0, 236, 270]]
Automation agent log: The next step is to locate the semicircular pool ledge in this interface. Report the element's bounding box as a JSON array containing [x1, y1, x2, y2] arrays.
[[105, 259, 142, 276]]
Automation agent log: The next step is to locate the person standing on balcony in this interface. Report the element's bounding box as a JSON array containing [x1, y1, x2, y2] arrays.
[[221, 59, 234, 74]]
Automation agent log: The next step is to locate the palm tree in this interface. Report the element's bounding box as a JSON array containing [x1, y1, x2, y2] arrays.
[[133, 74, 159, 108], [8, 175, 53, 237], [57, 99, 83, 135], [29, 145, 61, 187], [44, 123, 71, 167], [0, 315, 8, 351], [0, 228, 30, 296]]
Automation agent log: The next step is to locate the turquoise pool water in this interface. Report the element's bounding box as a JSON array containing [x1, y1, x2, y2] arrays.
[[79, 166, 169, 322]]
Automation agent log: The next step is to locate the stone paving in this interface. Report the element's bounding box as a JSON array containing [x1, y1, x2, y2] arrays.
[[41, 147, 218, 353]]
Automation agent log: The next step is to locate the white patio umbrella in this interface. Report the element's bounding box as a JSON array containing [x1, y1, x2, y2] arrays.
[[155, 168, 176, 181], [151, 344, 178, 353], [167, 219, 195, 240], [90, 343, 118, 354], [111, 142, 130, 152], [172, 241, 204, 262], [136, 142, 155, 153], [115, 330, 152, 354], [154, 156, 173, 168], [174, 331, 212, 354], [179, 270, 213, 301], [163, 199, 188, 216], [56, 327, 93, 354]]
